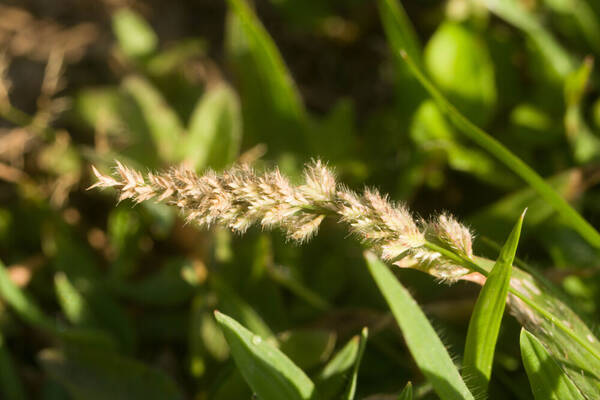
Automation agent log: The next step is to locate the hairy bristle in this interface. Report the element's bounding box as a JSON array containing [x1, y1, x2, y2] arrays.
[[90, 160, 474, 281]]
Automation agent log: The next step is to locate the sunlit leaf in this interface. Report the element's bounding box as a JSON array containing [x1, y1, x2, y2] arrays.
[[463, 211, 525, 394], [185, 84, 242, 171], [214, 311, 315, 400], [364, 252, 474, 400], [520, 329, 585, 400], [112, 9, 157, 60]]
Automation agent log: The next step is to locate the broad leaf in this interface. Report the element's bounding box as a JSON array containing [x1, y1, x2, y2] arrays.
[[214, 311, 315, 400], [424, 22, 496, 125], [122, 76, 184, 163], [185, 84, 242, 171], [112, 9, 157, 60]]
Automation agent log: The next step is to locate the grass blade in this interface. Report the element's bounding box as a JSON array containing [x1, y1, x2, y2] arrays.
[[214, 311, 315, 400], [225, 0, 306, 152], [484, 0, 575, 78], [277, 329, 336, 371], [377, 0, 422, 64], [54, 272, 98, 327], [0, 260, 56, 333], [398, 381, 413, 400], [463, 210, 525, 394], [456, 254, 600, 397], [398, 50, 600, 249], [364, 252, 475, 400], [225, 0, 304, 119], [520, 329, 585, 400], [316, 331, 361, 399], [343, 327, 368, 400], [0, 333, 25, 400]]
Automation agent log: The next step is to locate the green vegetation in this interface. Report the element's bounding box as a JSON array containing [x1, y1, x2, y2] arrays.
[[1, 0, 600, 399]]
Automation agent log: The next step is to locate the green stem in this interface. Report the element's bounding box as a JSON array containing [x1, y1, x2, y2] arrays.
[[401, 51, 600, 249], [424, 241, 600, 363]]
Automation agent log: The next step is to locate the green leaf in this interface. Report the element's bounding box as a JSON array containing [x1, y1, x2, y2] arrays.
[[343, 327, 368, 400], [146, 38, 206, 76], [188, 296, 229, 378], [277, 329, 336, 370], [520, 329, 585, 400], [484, 0, 575, 79], [0, 259, 55, 333], [377, 0, 426, 116], [424, 22, 496, 125], [364, 252, 474, 400], [122, 76, 184, 163], [112, 9, 157, 60], [73, 88, 159, 167], [468, 256, 600, 397], [377, 0, 421, 64], [468, 169, 580, 242], [463, 210, 525, 394], [185, 84, 242, 171], [225, 0, 306, 152], [398, 382, 413, 400], [107, 206, 143, 280], [214, 311, 315, 400], [410, 99, 518, 189], [54, 272, 98, 327], [564, 58, 600, 163], [225, 0, 303, 118], [398, 50, 600, 248], [110, 258, 196, 307], [0, 332, 25, 400], [316, 332, 361, 399], [39, 347, 184, 400], [214, 278, 274, 340]]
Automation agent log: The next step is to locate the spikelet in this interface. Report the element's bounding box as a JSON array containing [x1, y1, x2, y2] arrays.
[[428, 213, 474, 258], [90, 160, 474, 281]]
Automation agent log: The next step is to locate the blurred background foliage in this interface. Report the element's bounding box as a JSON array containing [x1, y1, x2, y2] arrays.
[[0, 0, 600, 398]]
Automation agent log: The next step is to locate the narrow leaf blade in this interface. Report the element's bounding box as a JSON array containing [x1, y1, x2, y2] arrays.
[[364, 252, 474, 400], [520, 329, 585, 400], [398, 381, 413, 400], [377, 0, 422, 64], [463, 210, 525, 394], [214, 311, 315, 400], [343, 327, 368, 400], [0, 260, 55, 333], [316, 332, 360, 399]]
